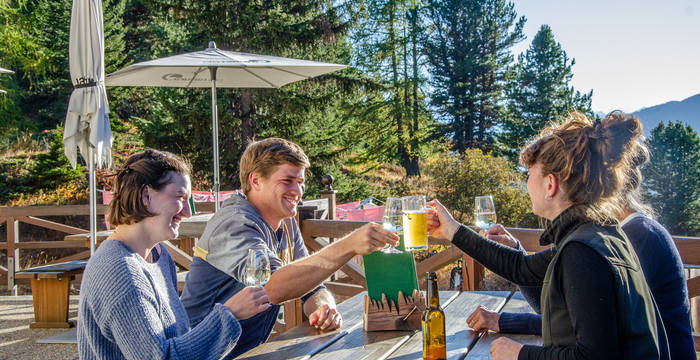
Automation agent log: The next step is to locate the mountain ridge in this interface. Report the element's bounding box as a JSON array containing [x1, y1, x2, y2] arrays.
[[631, 93, 700, 135]]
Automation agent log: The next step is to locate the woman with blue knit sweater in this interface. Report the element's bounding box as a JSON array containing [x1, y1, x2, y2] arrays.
[[78, 150, 270, 359]]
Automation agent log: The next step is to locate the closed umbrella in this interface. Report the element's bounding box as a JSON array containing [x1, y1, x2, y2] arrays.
[[105, 41, 347, 210], [63, 0, 111, 255]]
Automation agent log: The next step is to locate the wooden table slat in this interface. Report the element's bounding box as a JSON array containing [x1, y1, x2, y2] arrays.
[[388, 291, 511, 360], [465, 292, 543, 359], [310, 291, 458, 360], [238, 291, 366, 360]]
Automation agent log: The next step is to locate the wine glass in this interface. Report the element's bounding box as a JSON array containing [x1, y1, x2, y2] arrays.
[[474, 195, 497, 231], [381, 197, 403, 253], [245, 248, 271, 286]]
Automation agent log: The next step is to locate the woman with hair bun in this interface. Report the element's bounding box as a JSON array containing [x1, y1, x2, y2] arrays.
[[463, 129, 695, 359], [427, 112, 669, 359], [78, 149, 270, 360]]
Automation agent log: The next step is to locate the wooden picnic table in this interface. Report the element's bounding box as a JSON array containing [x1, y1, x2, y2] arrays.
[[16, 260, 88, 328], [239, 291, 542, 360], [63, 213, 212, 248]]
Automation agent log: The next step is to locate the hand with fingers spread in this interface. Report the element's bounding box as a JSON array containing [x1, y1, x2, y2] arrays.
[[490, 337, 523, 360], [308, 303, 343, 330], [426, 199, 461, 241], [466, 305, 500, 333], [344, 222, 400, 255], [485, 224, 520, 249], [223, 285, 271, 320]]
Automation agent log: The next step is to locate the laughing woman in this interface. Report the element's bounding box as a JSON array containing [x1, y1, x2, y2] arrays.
[[78, 150, 270, 359], [428, 112, 669, 359]]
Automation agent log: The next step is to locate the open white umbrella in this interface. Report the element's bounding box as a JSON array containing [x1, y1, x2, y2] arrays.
[[63, 0, 111, 255], [0, 67, 12, 94], [105, 41, 347, 210]]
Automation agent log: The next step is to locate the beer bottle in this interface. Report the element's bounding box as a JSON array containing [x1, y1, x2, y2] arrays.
[[422, 272, 446, 360]]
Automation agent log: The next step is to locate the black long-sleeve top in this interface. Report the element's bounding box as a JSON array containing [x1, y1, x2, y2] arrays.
[[452, 225, 620, 359]]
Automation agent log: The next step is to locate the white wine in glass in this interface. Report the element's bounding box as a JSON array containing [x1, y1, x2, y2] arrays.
[[381, 197, 403, 253], [245, 248, 270, 286], [474, 195, 497, 231]]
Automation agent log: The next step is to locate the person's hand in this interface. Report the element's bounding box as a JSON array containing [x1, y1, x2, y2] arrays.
[[426, 199, 461, 241], [223, 286, 270, 320], [486, 224, 520, 249], [466, 305, 500, 332], [308, 303, 342, 330], [490, 337, 523, 360], [343, 223, 399, 255]]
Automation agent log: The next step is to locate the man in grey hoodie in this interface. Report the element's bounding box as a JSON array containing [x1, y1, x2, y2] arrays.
[[181, 138, 399, 358]]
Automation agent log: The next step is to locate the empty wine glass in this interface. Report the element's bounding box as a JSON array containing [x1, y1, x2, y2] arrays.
[[245, 248, 271, 286], [381, 197, 403, 253], [474, 195, 497, 231]]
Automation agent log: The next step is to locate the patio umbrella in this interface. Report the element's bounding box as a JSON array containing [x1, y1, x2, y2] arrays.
[[105, 41, 347, 211], [63, 0, 112, 255], [0, 67, 12, 94]]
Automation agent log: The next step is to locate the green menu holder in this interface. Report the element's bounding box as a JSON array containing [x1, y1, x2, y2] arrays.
[[362, 235, 419, 305]]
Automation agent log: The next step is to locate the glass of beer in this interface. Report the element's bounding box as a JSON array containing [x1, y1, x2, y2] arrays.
[[402, 195, 428, 251]]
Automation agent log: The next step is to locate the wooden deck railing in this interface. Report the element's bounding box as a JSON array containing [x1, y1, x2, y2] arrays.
[[3, 196, 700, 337]]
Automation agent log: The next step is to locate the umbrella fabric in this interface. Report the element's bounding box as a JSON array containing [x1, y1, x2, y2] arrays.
[[63, 0, 112, 170], [105, 47, 347, 88], [0, 67, 11, 94]]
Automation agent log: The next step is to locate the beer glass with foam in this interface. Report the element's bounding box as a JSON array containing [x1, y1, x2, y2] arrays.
[[402, 195, 428, 251]]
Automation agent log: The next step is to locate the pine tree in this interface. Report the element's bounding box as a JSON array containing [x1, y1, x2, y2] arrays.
[[348, 0, 430, 176], [423, 0, 525, 152], [643, 121, 700, 236], [112, 0, 364, 190], [0, 0, 127, 134], [498, 24, 592, 162]]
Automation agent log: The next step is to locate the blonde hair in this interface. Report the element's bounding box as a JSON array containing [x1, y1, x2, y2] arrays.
[[239, 138, 310, 195], [520, 111, 643, 222]]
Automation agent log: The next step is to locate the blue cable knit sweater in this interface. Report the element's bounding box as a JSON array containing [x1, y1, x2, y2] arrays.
[[78, 239, 242, 359]]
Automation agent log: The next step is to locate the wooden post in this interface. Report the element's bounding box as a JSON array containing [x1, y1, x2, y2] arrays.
[[692, 269, 700, 332], [319, 174, 337, 221], [461, 254, 484, 291], [7, 217, 18, 291], [319, 174, 339, 280]]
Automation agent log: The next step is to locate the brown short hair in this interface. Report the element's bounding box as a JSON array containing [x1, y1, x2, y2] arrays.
[[108, 149, 191, 226], [520, 111, 643, 222], [239, 138, 310, 195]]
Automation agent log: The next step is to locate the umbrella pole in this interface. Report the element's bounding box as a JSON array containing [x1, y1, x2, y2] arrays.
[[88, 147, 97, 255], [210, 67, 220, 212]]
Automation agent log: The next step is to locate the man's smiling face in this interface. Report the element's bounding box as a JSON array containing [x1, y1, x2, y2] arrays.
[[250, 163, 305, 229]]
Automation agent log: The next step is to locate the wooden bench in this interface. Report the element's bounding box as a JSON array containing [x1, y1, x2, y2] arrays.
[[16, 260, 87, 328]]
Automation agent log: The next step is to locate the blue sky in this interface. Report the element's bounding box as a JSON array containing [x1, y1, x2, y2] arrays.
[[511, 0, 700, 113]]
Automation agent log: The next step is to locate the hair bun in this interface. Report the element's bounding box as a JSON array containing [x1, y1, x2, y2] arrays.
[[591, 111, 643, 167]]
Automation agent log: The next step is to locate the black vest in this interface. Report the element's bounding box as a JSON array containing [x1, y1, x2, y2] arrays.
[[540, 210, 669, 359]]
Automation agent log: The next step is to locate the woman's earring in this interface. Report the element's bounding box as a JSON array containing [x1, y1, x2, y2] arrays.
[[545, 195, 553, 201]]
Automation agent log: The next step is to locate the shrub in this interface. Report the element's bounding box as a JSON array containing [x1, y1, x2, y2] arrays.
[[421, 148, 532, 227]]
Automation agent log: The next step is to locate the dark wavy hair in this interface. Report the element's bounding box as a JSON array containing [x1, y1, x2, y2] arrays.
[[520, 111, 643, 222], [107, 149, 190, 226]]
